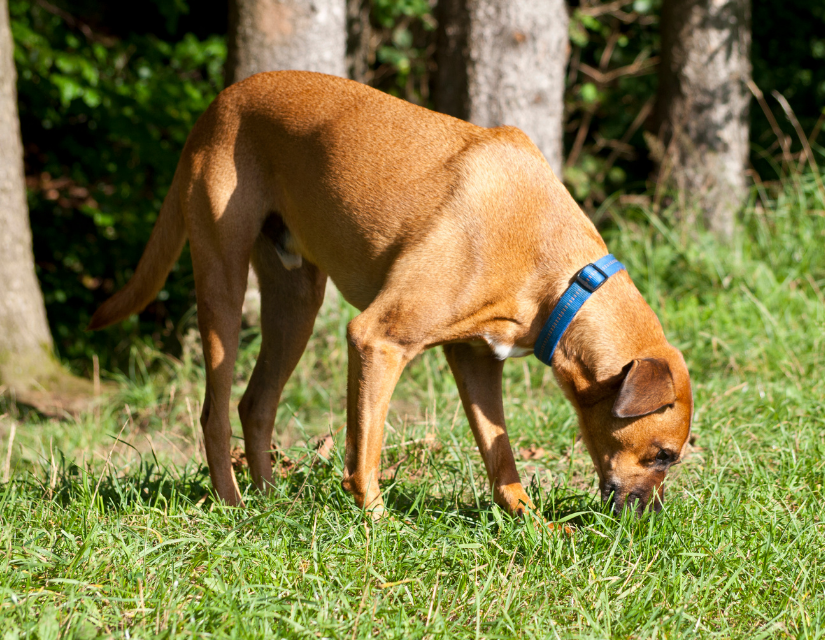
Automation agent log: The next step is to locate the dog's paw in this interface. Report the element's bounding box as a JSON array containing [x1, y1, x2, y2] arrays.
[[523, 507, 574, 537], [366, 501, 388, 521], [544, 520, 575, 536]]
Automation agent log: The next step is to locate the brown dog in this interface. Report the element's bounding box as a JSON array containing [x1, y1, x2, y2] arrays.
[[90, 71, 692, 518]]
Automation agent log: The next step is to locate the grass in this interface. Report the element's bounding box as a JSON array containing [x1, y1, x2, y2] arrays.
[[1, 171, 825, 638]]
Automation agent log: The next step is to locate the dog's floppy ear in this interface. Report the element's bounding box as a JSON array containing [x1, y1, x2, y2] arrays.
[[612, 358, 676, 418]]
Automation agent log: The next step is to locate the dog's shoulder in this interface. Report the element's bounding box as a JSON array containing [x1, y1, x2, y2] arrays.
[[443, 125, 557, 212]]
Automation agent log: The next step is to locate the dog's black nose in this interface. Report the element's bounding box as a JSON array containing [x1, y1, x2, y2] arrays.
[[628, 487, 663, 516], [602, 483, 664, 517], [601, 482, 619, 509]]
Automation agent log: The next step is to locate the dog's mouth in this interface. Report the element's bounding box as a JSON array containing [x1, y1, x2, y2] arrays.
[[601, 482, 663, 516]]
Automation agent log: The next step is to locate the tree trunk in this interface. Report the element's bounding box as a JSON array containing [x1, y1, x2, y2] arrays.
[[653, 0, 751, 239], [0, 0, 53, 383], [0, 0, 94, 414], [226, 0, 346, 85], [225, 0, 346, 324], [435, 0, 569, 177]]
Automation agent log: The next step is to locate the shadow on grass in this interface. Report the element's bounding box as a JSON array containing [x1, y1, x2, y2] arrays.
[[22, 447, 333, 514], [14, 451, 215, 511], [18, 447, 613, 534], [381, 478, 604, 531]]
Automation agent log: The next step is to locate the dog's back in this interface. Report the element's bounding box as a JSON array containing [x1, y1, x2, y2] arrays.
[[181, 71, 573, 310]]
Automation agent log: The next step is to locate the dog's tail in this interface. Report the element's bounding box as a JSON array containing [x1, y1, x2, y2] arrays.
[[88, 172, 187, 330]]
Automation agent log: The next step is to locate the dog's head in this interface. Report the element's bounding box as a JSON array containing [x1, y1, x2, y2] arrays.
[[567, 347, 692, 516]]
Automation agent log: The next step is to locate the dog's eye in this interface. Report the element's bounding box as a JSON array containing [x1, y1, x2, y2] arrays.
[[655, 449, 673, 464]]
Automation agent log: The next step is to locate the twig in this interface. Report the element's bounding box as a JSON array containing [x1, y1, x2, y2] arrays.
[[85, 419, 130, 518], [378, 578, 419, 589], [597, 97, 654, 182], [748, 165, 773, 214], [379, 454, 410, 482], [579, 56, 658, 85], [577, 0, 633, 18], [810, 110, 825, 148], [566, 110, 594, 169], [567, 46, 581, 86], [3, 421, 17, 483], [593, 135, 635, 155], [599, 30, 621, 72], [747, 81, 795, 173], [34, 0, 115, 45], [772, 90, 825, 202]]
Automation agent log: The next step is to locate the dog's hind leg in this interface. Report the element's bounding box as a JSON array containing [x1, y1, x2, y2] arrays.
[[188, 183, 259, 506], [194, 272, 247, 505], [194, 260, 248, 505], [239, 233, 327, 492], [443, 343, 534, 517]]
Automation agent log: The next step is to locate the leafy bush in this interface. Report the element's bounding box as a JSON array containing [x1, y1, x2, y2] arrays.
[[360, 0, 436, 104], [751, 0, 825, 177], [563, 0, 661, 207], [12, 0, 225, 371]]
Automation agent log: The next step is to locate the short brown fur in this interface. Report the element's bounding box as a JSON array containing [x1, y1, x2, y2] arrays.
[[90, 71, 692, 517]]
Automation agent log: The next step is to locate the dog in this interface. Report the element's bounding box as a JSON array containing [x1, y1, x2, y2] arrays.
[[90, 71, 692, 518]]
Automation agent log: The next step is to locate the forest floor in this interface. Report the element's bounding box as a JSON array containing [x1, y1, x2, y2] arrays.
[[1, 173, 824, 639]]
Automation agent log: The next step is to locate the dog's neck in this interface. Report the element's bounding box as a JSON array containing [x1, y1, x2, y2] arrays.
[[546, 272, 669, 407], [477, 177, 659, 381]]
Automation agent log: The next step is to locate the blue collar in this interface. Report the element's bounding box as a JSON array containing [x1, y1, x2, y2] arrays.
[[534, 254, 626, 366]]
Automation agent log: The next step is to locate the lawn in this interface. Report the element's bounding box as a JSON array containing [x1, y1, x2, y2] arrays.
[[1, 172, 824, 639]]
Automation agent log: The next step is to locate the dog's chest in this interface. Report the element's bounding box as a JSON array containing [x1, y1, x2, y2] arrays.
[[470, 335, 533, 360]]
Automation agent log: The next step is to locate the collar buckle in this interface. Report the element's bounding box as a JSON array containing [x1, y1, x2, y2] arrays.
[[575, 263, 609, 293]]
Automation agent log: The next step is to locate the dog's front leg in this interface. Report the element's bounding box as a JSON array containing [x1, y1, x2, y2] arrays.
[[342, 314, 413, 517], [443, 343, 534, 517]]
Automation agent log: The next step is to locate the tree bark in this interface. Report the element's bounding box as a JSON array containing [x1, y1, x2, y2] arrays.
[[225, 0, 346, 85], [653, 0, 751, 239], [0, 0, 54, 385], [435, 0, 569, 177]]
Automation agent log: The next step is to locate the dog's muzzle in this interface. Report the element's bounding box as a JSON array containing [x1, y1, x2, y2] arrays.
[[602, 482, 664, 516]]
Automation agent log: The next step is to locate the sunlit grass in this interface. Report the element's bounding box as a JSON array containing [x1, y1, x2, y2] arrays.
[[1, 172, 824, 638]]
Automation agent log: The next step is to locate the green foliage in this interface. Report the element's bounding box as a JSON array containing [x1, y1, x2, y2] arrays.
[[564, 0, 661, 207], [11, 0, 225, 371], [372, 0, 432, 27], [368, 0, 436, 104], [2, 172, 825, 637], [751, 0, 825, 178]]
